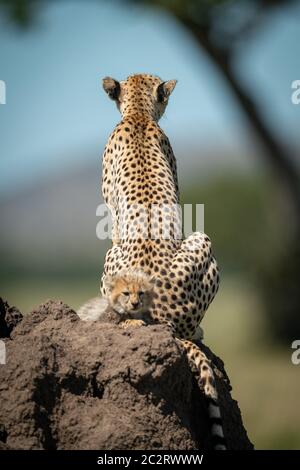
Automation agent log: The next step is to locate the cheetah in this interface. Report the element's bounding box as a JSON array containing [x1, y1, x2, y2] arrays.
[[101, 74, 219, 340], [77, 270, 154, 327], [100, 73, 224, 448], [78, 270, 226, 448]]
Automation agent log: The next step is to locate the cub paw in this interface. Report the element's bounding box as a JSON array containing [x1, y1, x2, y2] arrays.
[[121, 319, 146, 329]]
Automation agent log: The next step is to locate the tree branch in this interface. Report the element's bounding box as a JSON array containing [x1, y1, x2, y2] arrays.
[[176, 16, 300, 228]]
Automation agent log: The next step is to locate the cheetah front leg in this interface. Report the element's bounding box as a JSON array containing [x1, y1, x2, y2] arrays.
[[107, 203, 121, 246], [111, 223, 120, 246], [101, 245, 126, 295]]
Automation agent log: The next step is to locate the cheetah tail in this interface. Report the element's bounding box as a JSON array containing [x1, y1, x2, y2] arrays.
[[207, 397, 227, 450], [179, 339, 227, 450]]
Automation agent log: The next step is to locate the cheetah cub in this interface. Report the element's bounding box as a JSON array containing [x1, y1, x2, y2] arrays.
[[77, 270, 155, 327]]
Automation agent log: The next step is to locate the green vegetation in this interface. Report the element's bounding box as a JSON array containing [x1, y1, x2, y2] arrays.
[[181, 173, 285, 274]]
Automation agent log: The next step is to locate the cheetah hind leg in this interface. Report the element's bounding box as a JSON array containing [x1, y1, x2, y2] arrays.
[[178, 339, 226, 450]]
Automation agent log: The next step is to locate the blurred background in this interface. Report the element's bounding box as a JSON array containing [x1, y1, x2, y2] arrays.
[[0, 0, 299, 449]]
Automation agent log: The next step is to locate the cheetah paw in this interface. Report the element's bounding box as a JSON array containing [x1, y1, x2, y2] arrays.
[[120, 319, 146, 329]]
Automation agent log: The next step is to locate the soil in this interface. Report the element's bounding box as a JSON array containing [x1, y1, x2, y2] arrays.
[[0, 299, 253, 450]]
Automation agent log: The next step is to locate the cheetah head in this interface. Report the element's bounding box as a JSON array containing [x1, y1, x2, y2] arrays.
[[102, 74, 177, 121], [104, 270, 155, 317]]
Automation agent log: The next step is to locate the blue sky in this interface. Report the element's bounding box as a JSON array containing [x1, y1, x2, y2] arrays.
[[0, 0, 299, 196]]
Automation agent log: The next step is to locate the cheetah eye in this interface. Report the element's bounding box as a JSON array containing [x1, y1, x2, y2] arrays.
[[123, 291, 130, 296], [138, 291, 145, 297]]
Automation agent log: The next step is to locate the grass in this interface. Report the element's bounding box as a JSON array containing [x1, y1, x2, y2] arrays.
[[1, 273, 300, 449]]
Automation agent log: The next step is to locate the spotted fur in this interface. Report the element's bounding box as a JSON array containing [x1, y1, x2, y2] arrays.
[[101, 73, 224, 449], [77, 270, 154, 327], [101, 74, 219, 339]]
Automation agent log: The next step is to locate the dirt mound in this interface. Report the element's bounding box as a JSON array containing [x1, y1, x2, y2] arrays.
[[0, 300, 253, 450], [0, 298, 23, 338]]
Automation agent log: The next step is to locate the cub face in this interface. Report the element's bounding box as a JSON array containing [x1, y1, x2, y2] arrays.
[[104, 270, 155, 318]]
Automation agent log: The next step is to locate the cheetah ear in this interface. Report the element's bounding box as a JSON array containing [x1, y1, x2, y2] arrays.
[[157, 80, 177, 103], [102, 77, 121, 101], [103, 274, 115, 293]]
